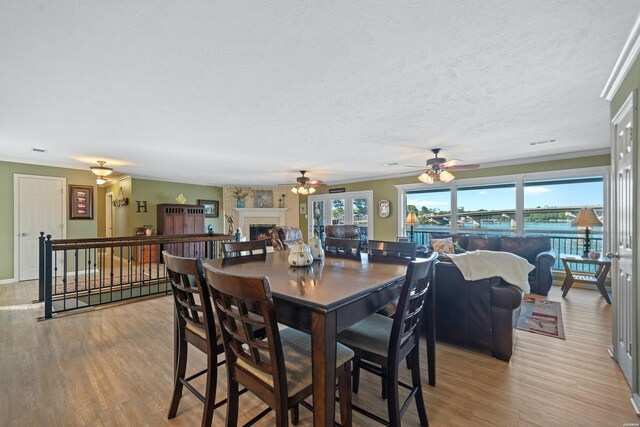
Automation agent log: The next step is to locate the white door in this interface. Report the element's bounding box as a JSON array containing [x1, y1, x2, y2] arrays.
[[105, 192, 113, 238], [308, 191, 373, 241], [611, 91, 636, 387], [15, 175, 65, 281]]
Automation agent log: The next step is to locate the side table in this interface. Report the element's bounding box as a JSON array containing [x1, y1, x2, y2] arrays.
[[560, 254, 611, 304]]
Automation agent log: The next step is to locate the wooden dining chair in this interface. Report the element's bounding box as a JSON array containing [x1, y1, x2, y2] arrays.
[[203, 264, 354, 427], [367, 240, 436, 388], [223, 239, 268, 258], [324, 237, 362, 256], [338, 252, 438, 427], [368, 239, 417, 260], [163, 251, 226, 427]]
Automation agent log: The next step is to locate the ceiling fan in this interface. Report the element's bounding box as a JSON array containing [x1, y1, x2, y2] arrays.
[[280, 170, 327, 195], [406, 148, 480, 184]]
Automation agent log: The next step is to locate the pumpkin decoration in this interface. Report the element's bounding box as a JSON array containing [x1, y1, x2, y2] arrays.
[[288, 242, 313, 267], [309, 234, 324, 262]]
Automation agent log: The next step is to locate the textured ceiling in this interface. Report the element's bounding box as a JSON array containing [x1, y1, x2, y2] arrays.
[[0, 1, 637, 186]]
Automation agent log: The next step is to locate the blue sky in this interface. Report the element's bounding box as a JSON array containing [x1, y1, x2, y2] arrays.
[[408, 182, 603, 212]]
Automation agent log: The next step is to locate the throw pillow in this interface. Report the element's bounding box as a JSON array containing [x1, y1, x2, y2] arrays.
[[454, 241, 466, 254], [430, 237, 455, 254]]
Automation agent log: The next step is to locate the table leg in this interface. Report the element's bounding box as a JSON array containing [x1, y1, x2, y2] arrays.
[[595, 264, 612, 304], [562, 260, 574, 298], [311, 310, 337, 427]]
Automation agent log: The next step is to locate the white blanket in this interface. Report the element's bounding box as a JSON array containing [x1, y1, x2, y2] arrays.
[[445, 250, 533, 294]]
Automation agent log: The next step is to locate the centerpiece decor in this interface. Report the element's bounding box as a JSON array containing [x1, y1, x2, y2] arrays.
[[230, 187, 254, 208], [288, 241, 313, 267], [309, 233, 324, 261]]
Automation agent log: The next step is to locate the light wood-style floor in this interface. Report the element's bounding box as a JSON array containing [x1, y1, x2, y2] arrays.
[[1, 280, 636, 426]]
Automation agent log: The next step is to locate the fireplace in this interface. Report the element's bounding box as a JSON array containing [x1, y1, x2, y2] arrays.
[[250, 224, 275, 244]]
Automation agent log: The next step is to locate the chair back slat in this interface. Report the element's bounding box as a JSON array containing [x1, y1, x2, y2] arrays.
[[324, 237, 361, 256], [390, 252, 438, 356], [204, 265, 289, 394], [223, 239, 268, 258], [368, 240, 417, 260], [163, 251, 217, 344]]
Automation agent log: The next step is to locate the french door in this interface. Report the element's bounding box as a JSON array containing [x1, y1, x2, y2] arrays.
[[308, 191, 373, 242], [611, 91, 636, 390]]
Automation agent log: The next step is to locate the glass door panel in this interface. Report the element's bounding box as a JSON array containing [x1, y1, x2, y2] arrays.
[[352, 198, 369, 243], [311, 200, 325, 241], [331, 198, 346, 225]]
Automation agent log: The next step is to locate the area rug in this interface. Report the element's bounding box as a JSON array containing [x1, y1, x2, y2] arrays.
[[517, 296, 565, 339]]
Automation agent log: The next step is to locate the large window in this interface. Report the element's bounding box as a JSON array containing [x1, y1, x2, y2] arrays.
[[399, 167, 608, 256]]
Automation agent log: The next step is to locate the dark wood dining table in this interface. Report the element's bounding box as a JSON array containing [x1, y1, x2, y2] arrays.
[[204, 250, 413, 427]]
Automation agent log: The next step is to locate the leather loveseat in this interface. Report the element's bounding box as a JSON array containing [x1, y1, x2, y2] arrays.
[[435, 258, 523, 361], [430, 234, 556, 295]]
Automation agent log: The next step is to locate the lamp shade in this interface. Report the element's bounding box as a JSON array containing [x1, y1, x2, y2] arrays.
[[90, 161, 113, 177], [404, 212, 418, 226], [571, 208, 602, 228]]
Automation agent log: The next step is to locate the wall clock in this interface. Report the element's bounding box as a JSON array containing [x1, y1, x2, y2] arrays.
[[378, 200, 390, 218]]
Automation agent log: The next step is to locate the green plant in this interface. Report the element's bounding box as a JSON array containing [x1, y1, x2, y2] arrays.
[[143, 224, 153, 230]]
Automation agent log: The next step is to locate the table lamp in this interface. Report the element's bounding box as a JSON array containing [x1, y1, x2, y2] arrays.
[[572, 208, 602, 256], [404, 212, 418, 242]]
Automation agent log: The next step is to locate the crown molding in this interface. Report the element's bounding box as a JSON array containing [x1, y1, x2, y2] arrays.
[[601, 14, 640, 101]]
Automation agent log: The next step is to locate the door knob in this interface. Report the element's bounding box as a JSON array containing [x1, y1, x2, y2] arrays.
[[605, 252, 619, 259], [21, 232, 28, 237]]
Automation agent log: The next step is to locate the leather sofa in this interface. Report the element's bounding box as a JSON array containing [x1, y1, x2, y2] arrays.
[[268, 226, 303, 251], [325, 224, 360, 239], [434, 258, 523, 361], [430, 234, 556, 295]]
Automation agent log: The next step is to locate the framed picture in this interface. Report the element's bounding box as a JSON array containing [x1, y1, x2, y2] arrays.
[[198, 199, 219, 218], [69, 185, 93, 220], [299, 203, 307, 215], [254, 190, 273, 208]]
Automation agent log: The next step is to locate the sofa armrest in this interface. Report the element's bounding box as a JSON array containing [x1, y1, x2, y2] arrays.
[[490, 282, 523, 311], [533, 249, 556, 296], [490, 280, 523, 361]]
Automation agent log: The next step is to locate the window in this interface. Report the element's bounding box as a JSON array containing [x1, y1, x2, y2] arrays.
[[457, 183, 516, 232], [406, 188, 451, 231]]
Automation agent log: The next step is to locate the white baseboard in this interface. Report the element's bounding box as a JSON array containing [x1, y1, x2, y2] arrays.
[[631, 393, 640, 416], [0, 278, 16, 285]]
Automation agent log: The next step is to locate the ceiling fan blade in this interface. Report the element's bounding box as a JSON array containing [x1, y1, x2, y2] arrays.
[[309, 182, 327, 187], [440, 159, 465, 167], [442, 163, 480, 170]]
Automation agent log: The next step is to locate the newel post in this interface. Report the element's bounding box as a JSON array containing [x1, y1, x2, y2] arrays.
[[37, 232, 45, 302], [44, 234, 53, 319]]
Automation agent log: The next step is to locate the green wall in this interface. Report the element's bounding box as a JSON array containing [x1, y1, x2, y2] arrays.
[[0, 161, 98, 281], [1, 160, 225, 281], [130, 178, 224, 234], [299, 154, 610, 241]]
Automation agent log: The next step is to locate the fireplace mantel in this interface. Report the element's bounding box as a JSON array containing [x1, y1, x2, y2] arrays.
[[233, 208, 288, 229]]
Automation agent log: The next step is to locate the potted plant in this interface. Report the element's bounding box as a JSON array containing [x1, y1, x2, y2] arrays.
[[143, 225, 153, 236], [229, 187, 254, 208]]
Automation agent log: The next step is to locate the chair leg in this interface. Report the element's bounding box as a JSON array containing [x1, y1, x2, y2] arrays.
[[338, 362, 352, 427], [168, 334, 188, 419], [426, 288, 436, 386], [225, 374, 239, 427], [386, 363, 400, 427], [201, 352, 218, 427], [290, 404, 299, 425], [381, 366, 388, 400], [411, 347, 429, 426], [352, 357, 361, 394]]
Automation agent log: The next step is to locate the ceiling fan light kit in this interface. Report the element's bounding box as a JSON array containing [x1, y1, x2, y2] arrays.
[[413, 148, 479, 184], [285, 170, 325, 195]]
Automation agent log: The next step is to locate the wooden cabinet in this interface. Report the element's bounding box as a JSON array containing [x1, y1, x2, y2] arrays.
[[157, 204, 206, 258], [133, 243, 158, 265]]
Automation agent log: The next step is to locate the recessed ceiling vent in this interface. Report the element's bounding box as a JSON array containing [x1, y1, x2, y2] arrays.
[[529, 138, 557, 146], [32, 147, 48, 153]]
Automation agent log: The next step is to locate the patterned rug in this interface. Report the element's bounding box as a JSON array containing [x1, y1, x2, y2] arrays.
[[517, 295, 565, 339]]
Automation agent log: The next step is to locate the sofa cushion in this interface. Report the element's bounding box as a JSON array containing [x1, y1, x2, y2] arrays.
[[325, 225, 359, 239], [466, 235, 500, 251], [431, 233, 468, 249], [499, 236, 551, 264]]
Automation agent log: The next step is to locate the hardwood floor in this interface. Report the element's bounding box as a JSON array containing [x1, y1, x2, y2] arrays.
[[0, 280, 636, 426]]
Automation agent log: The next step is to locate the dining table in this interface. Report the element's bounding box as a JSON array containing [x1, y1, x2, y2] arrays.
[[203, 250, 430, 427]]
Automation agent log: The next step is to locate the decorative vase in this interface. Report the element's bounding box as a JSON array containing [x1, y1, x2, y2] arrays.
[[236, 199, 244, 208], [309, 234, 324, 261], [145, 229, 152, 236], [288, 242, 313, 267]]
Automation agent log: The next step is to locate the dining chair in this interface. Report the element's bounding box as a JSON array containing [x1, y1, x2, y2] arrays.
[[368, 239, 417, 260], [338, 252, 438, 427], [324, 237, 362, 256], [367, 240, 436, 388], [163, 251, 226, 427], [203, 264, 354, 427], [223, 239, 268, 258]]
